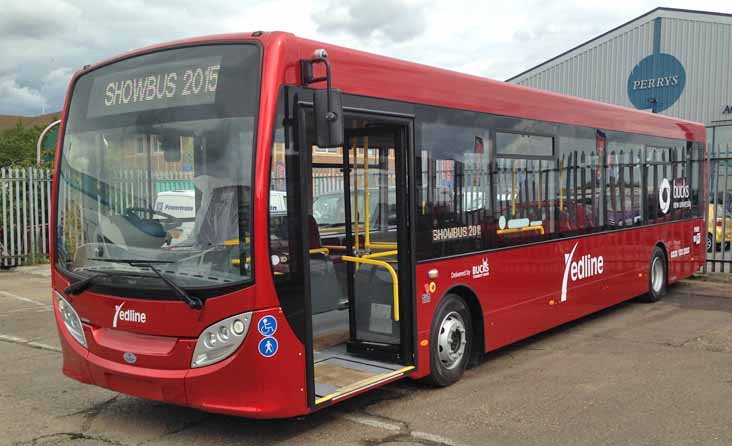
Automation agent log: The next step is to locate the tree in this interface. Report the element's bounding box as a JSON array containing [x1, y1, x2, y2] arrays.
[[0, 121, 57, 168]]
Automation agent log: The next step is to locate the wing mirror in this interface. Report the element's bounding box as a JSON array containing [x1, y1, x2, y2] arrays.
[[301, 49, 344, 148]]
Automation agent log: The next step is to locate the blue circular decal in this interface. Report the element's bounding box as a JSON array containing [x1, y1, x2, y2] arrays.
[[257, 315, 277, 337], [258, 336, 278, 357], [627, 53, 686, 113]]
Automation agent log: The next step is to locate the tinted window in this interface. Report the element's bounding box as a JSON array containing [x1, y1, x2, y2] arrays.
[[336, 93, 702, 261], [497, 132, 553, 157], [494, 157, 557, 247], [606, 141, 643, 227], [415, 108, 492, 259], [558, 130, 603, 235]]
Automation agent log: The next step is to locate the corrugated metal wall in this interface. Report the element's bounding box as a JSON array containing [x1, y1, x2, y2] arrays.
[[660, 17, 732, 125], [509, 10, 732, 127]]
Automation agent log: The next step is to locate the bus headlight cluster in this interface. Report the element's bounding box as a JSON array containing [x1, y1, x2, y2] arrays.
[[191, 312, 252, 368], [55, 291, 87, 348]]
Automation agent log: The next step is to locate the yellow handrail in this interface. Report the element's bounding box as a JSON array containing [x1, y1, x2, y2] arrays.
[[224, 237, 250, 246], [231, 256, 251, 266], [309, 247, 330, 256], [319, 226, 346, 234], [496, 225, 545, 235], [365, 241, 397, 250], [341, 255, 399, 321], [322, 244, 347, 251], [362, 250, 397, 260]]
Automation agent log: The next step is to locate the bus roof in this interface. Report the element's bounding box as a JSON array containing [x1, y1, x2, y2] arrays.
[[75, 31, 706, 143]]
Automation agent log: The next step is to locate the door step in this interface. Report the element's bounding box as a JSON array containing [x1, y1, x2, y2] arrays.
[[314, 356, 413, 404], [347, 340, 402, 362]]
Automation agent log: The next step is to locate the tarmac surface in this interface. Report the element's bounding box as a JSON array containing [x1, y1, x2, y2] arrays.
[[1, 265, 731, 446]]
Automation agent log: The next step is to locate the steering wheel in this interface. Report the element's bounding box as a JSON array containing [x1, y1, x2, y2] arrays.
[[124, 207, 181, 231]]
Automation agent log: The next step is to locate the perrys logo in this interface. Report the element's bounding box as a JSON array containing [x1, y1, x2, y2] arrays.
[[472, 258, 490, 279], [561, 243, 605, 302], [659, 177, 691, 214], [627, 53, 686, 113], [113, 303, 147, 328]]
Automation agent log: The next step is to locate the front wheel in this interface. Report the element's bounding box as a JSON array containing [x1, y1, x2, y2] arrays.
[[427, 294, 472, 387], [641, 247, 667, 303]]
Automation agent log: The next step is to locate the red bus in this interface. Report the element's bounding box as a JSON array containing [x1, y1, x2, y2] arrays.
[[51, 32, 706, 418]]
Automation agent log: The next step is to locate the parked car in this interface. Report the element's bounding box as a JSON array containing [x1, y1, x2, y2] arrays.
[[707, 203, 732, 252]]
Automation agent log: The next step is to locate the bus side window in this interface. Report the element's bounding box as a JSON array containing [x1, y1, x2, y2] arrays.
[[494, 132, 557, 247], [557, 131, 603, 236]]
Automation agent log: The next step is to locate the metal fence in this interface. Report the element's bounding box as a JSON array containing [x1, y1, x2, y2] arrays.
[[706, 143, 732, 272], [1, 167, 53, 267], [3, 146, 732, 270]]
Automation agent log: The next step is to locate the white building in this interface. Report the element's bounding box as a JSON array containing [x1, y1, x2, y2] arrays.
[[508, 7, 732, 152]]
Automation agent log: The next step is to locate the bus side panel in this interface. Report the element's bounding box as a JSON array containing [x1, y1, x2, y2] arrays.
[[413, 219, 704, 378]]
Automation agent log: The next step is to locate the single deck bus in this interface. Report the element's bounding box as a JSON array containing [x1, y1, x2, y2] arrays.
[[52, 32, 706, 418]]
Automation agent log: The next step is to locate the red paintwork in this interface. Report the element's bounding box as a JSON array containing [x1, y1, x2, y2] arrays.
[[51, 31, 707, 418], [413, 219, 705, 378]]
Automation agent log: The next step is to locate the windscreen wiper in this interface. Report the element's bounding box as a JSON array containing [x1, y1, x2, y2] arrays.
[[128, 262, 203, 310], [64, 269, 150, 295], [65, 271, 108, 295]]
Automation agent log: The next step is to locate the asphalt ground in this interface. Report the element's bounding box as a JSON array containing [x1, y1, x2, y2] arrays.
[[1, 265, 731, 446]]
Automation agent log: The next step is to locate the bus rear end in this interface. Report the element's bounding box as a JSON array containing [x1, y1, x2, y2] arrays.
[[51, 38, 309, 418]]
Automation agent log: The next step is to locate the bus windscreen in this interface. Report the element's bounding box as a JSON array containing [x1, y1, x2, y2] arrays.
[[55, 43, 261, 293]]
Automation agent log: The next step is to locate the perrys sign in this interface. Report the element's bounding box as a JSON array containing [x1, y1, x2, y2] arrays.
[[627, 53, 686, 113], [87, 56, 222, 118]]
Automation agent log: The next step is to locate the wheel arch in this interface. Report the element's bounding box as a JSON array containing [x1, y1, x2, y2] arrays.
[[654, 241, 669, 261], [442, 284, 485, 363]]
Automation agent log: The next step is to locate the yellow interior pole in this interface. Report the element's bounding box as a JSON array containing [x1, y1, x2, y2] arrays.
[[352, 137, 359, 252], [363, 136, 370, 249], [511, 161, 516, 217]]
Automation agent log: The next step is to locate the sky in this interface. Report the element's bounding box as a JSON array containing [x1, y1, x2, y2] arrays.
[[1, 0, 731, 116]]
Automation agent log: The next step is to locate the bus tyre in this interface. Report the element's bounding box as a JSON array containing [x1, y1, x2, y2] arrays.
[[642, 247, 667, 303], [427, 294, 472, 387]]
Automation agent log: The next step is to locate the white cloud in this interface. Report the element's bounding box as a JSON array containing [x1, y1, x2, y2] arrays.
[[0, 75, 47, 115], [1, 0, 732, 115], [312, 0, 433, 43]]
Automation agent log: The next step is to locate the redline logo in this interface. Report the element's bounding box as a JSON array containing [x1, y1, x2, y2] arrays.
[[561, 243, 605, 302], [113, 303, 147, 328]]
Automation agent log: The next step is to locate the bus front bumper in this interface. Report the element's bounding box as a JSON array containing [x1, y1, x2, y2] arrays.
[[54, 304, 309, 419]]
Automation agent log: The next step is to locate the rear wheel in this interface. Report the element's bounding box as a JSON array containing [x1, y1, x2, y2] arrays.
[[641, 247, 667, 303], [427, 293, 472, 387]]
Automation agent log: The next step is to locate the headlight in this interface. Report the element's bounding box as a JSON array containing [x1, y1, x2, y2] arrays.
[[191, 312, 252, 368], [54, 291, 87, 348]]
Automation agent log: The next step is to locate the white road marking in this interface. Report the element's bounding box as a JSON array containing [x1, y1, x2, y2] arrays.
[[0, 291, 49, 307], [338, 412, 467, 446], [412, 430, 467, 446], [0, 333, 61, 352], [0, 305, 53, 315], [338, 413, 402, 432]]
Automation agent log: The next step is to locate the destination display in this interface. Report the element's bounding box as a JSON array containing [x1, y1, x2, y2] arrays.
[[87, 56, 222, 118]]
